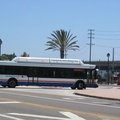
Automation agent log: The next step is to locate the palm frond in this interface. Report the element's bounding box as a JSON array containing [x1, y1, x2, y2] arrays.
[[45, 29, 80, 58]]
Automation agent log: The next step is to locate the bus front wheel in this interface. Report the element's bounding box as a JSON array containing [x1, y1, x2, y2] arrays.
[[8, 79, 17, 88], [76, 81, 84, 90]]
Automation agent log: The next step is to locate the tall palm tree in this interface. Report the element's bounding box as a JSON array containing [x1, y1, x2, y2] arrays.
[[45, 29, 79, 59]]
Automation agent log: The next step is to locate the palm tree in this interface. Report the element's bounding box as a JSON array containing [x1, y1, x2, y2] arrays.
[[45, 29, 79, 59]]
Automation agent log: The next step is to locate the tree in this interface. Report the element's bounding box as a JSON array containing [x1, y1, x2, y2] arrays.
[[21, 52, 30, 57], [45, 29, 79, 59], [0, 53, 16, 61]]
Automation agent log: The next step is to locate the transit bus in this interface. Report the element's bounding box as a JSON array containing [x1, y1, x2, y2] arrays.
[[0, 57, 98, 89]]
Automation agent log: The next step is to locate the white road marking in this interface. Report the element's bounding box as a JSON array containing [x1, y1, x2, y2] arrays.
[[8, 111, 86, 120], [0, 91, 120, 109], [0, 102, 20, 104], [2, 87, 77, 97], [60, 111, 85, 120], [0, 114, 24, 120], [62, 98, 74, 100], [62, 97, 84, 100]]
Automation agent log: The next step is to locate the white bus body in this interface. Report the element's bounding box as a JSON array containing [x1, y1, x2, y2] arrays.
[[0, 57, 98, 89]]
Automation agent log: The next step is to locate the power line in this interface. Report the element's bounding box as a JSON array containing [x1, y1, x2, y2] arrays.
[[95, 38, 120, 40], [95, 30, 120, 33], [95, 34, 120, 36], [95, 30, 120, 41], [80, 38, 88, 47], [95, 44, 120, 48]]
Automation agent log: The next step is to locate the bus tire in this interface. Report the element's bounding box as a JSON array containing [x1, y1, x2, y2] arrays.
[[76, 81, 84, 90], [8, 79, 17, 88]]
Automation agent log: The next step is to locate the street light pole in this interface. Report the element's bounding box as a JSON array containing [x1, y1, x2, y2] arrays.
[[107, 53, 110, 84]]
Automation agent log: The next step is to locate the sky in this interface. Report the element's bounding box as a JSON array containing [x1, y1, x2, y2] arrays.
[[0, 0, 120, 61]]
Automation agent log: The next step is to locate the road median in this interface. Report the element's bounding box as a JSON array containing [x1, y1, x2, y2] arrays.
[[74, 88, 120, 101]]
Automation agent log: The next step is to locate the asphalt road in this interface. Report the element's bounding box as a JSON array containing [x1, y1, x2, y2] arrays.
[[0, 86, 120, 120]]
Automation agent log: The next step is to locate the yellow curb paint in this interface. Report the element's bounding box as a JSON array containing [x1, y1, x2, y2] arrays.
[[0, 97, 120, 120]]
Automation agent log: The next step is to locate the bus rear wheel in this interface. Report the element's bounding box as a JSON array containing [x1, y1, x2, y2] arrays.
[[76, 81, 84, 90], [8, 79, 17, 88]]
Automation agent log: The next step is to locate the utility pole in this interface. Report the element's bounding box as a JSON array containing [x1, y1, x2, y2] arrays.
[[0, 39, 2, 56], [112, 48, 114, 84], [87, 29, 95, 63], [112, 48, 114, 73]]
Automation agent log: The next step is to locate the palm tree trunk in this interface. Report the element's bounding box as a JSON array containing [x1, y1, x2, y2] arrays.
[[60, 50, 64, 59]]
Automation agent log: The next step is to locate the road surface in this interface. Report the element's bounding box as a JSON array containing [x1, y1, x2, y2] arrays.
[[0, 86, 120, 120]]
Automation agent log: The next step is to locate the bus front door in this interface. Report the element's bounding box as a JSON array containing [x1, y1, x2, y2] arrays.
[[87, 70, 93, 86], [87, 70, 96, 87]]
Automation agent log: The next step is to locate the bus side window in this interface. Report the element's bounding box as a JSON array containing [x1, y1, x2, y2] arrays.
[[20, 67, 27, 75], [27, 67, 37, 77], [44, 68, 55, 78], [0, 66, 5, 74], [55, 68, 65, 78], [37, 67, 44, 77], [66, 69, 73, 78], [55, 68, 72, 78], [73, 69, 86, 79]]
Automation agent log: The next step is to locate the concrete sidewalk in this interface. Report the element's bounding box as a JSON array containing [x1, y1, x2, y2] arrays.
[[74, 85, 120, 101]]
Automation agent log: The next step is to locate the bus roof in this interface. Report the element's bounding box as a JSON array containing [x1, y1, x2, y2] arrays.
[[0, 57, 96, 69]]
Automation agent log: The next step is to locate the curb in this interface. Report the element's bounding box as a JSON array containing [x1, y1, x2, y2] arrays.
[[74, 93, 120, 101]]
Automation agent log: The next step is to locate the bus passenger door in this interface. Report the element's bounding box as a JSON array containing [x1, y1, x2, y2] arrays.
[[27, 67, 38, 85]]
